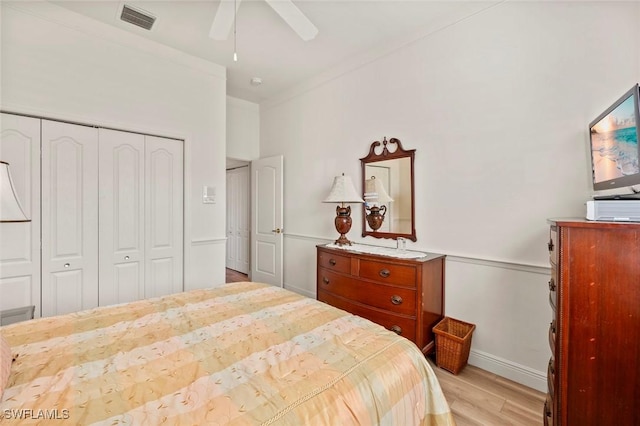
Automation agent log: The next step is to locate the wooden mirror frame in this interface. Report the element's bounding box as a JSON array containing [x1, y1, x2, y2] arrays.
[[360, 137, 416, 242]]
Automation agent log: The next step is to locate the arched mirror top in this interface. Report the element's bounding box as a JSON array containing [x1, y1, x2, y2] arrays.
[[360, 137, 416, 242]]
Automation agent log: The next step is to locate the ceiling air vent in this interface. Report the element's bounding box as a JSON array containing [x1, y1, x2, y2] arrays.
[[120, 4, 156, 30]]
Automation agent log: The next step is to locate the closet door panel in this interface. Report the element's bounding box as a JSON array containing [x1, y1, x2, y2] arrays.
[[0, 113, 41, 314], [98, 129, 145, 306], [226, 169, 238, 271], [41, 120, 98, 316], [145, 136, 183, 298], [226, 167, 249, 274], [236, 167, 250, 274]]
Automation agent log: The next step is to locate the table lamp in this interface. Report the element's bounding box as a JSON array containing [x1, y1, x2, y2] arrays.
[[323, 173, 363, 245]]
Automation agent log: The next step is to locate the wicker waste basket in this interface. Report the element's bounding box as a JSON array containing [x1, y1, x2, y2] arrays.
[[432, 317, 476, 375]]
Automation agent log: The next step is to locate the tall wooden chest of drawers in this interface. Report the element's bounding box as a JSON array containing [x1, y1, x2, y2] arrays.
[[545, 219, 640, 426], [316, 244, 445, 354]]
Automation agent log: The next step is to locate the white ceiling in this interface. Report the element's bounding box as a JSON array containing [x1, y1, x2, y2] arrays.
[[51, 0, 499, 103]]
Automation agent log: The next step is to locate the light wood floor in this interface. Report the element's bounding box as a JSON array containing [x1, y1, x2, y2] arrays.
[[226, 268, 249, 283], [226, 268, 545, 424], [428, 359, 546, 425]]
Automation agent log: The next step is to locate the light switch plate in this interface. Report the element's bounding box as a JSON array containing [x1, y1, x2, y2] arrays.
[[203, 186, 216, 204]]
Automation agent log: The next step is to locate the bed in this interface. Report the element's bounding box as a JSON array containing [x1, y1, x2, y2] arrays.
[[0, 281, 454, 425]]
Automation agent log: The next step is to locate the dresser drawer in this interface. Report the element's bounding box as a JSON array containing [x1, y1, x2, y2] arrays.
[[318, 290, 416, 342], [318, 250, 352, 274], [548, 319, 556, 354], [318, 269, 416, 315], [548, 226, 558, 265], [547, 357, 555, 398], [358, 260, 416, 288], [543, 394, 553, 426], [548, 267, 557, 312]]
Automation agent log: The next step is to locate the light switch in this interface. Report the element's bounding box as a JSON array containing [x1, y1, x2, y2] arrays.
[[203, 186, 216, 204]]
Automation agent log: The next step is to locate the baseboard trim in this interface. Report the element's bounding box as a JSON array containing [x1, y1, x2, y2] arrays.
[[468, 348, 547, 393], [284, 282, 315, 299]]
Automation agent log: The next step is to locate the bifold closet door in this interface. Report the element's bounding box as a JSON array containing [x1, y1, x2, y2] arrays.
[[98, 129, 145, 305], [145, 136, 183, 298], [99, 131, 183, 303], [226, 166, 249, 274], [0, 113, 41, 315], [41, 120, 98, 317]]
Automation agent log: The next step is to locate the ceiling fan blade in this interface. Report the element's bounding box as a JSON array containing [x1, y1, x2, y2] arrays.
[[264, 0, 318, 41], [209, 0, 242, 40]]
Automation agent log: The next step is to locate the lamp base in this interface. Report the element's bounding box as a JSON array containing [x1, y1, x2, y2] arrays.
[[334, 234, 353, 246], [334, 205, 353, 246]]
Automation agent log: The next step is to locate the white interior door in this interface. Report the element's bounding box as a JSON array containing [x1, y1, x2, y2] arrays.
[[41, 120, 98, 316], [251, 155, 283, 287], [226, 166, 249, 274], [0, 113, 41, 315], [145, 136, 183, 298], [226, 169, 237, 271], [98, 129, 145, 306]]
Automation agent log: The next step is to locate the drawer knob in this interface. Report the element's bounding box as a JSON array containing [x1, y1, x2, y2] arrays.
[[390, 325, 402, 335], [548, 239, 554, 252], [379, 269, 391, 278], [390, 295, 403, 305], [548, 278, 556, 292], [322, 277, 329, 284], [64, 263, 70, 268], [329, 259, 337, 266]]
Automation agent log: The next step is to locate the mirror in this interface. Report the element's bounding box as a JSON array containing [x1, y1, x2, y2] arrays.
[[360, 137, 416, 241]]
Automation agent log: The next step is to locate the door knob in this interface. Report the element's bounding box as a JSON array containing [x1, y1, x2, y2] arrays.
[[271, 228, 283, 234]]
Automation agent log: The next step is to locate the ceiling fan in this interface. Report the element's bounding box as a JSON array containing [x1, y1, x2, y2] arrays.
[[209, 0, 318, 42]]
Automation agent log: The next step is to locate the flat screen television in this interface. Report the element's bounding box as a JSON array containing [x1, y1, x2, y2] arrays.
[[589, 84, 640, 197]]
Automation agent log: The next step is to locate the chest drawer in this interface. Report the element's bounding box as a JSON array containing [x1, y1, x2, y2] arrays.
[[318, 250, 351, 274], [548, 267, 557, 312], [548, 226, 558, 265], [358, 260, 416, 288], [318, 269, 416, 315], [548, 319, 556, 353], [318, 290, 416, 341]]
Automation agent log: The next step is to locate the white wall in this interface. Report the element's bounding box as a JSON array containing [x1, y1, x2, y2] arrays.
[[260, 1, 640, 391], [227, 96, 260, 161], [0, 3, 228, 294]]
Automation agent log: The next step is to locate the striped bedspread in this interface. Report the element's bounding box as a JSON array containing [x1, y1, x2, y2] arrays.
[[1, 282, 453, 425]]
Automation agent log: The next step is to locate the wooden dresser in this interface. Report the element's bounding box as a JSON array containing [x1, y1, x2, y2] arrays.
[[316, 244, 445, 354], [545, 219, 640, 426]]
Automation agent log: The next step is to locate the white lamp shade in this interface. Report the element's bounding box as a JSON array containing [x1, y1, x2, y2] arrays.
[[323, 174, 364, 203], [364, 176, 393, 204], [0, 161, 30, 222]]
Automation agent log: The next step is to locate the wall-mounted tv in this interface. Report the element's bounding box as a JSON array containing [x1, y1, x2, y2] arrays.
[[589, 84, 640, 195]]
